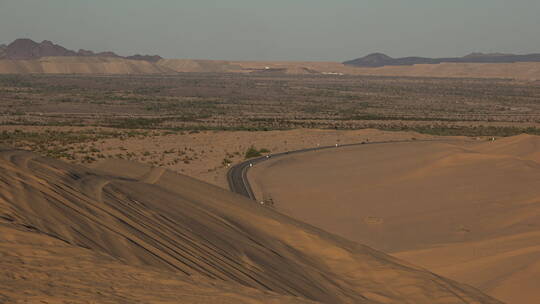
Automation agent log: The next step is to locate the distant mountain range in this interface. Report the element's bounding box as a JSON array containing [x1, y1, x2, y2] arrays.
[[0, 39, 162, 62], [344, 52, 540, 67]]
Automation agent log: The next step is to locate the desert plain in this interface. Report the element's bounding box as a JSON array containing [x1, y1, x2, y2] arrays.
[[0, 57, 539, 303]]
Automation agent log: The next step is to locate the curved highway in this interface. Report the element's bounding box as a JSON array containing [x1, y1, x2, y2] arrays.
[[227, 139, 449, 200]]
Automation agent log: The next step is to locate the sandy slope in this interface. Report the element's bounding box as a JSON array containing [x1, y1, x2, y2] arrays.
[[0, 225, 317, 304], [0, 147, 499, 303], [0, 56, 174, 74], [158, 58, 245, 73], [249, 135, 540, 304]]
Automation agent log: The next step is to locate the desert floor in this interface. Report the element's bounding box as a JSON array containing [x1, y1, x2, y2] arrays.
[[2, 126, 441, 188], [249, 134, 540, 304]]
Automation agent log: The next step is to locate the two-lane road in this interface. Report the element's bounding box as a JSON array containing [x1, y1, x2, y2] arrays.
[[227, 139, 452, 200]]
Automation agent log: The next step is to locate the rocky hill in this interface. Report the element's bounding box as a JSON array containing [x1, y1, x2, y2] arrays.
[[0, 38, 162, 62], [344, 52, 540, 67]]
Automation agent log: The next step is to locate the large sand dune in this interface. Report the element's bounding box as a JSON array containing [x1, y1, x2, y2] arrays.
[[0, 225, 317, 303], [0, 147, 500, 303], [1, 56, 540, 80], [249, 135, 540, 304]]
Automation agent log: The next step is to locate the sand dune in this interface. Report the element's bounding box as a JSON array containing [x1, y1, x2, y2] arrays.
[[1, 56, 540, 80], [0, 147, 499, 303], [158, 58, 244, 73], [0, 224, 317, 304], [395, 232, 540, 304], [250, 135, 540, 304], [0, 56, 174, 74], [473, 134, 540, 162]]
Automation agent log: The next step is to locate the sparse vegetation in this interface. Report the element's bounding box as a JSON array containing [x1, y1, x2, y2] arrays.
[[245, 146, 261, 159], [222, 158, 232, 166], [0, 74, 538, 172], [0, 74, 538, 137], [245, 146, 271, 159]]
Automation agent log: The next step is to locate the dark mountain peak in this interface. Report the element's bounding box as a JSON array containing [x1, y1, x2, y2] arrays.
[[95, 51, 120, 58], [75, 49, 120, 58], [126, 54, 163, 62], [77, 49, 95, 56], [5, 38, 76, 59], [365, 53, 393, 60], [8, 38, 38, 49], [343, 53, 394, 67], [40, 40, 55, 46], [6, 38, 42, 59], [345, 51, 540, 67], [1, 38, 162, 62]]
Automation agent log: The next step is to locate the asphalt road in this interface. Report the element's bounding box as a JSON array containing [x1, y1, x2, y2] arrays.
[[227, 139, 450, 201]]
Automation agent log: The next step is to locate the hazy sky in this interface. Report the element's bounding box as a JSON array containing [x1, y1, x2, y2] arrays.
[[1, 0, 539, 61]]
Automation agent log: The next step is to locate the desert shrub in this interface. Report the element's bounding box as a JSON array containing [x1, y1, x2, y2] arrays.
[[245, 146, 270, 159], [222, 158, 232, 166], [82, 155, 96, 163], [245, 146, 262, 159]]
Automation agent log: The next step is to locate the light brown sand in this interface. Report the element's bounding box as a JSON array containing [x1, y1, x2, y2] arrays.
[[249, 134, 540, 304], [0, 225, 317, 304], [2, 56, 540, 80], [0, 56, 174, 74], [0, 146, 500, 303]]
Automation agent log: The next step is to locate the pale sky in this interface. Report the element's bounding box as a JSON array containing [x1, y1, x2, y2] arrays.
[[1, 0, 539, 61]]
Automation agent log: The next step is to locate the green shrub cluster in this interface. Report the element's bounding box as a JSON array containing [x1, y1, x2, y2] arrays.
[[244, 146, 271, 159]]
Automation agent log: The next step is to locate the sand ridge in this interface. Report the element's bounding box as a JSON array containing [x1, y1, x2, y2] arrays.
[[0, 147, 500, 303], [0, 224, 318, 304]]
